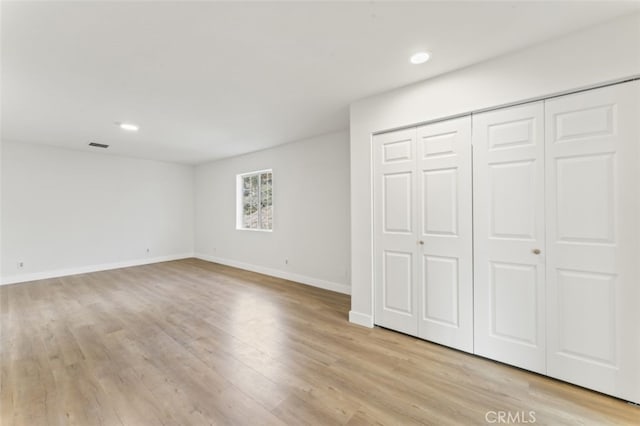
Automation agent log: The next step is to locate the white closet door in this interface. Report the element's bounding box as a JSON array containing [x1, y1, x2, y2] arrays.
[[416, 117, 473, 352], [545, 81, 640, 404], [373, 128, 419, 335], [473, 102, 546, 373]]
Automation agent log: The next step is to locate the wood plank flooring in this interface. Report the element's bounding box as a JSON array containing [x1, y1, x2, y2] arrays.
[[1, 258, 638, 425]]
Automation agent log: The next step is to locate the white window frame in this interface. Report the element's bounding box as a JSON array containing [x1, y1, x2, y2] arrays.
[[236, 169, 273, 232]]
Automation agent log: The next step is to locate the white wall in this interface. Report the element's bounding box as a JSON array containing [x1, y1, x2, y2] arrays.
[[349, 13, 640, 327], [195, 131, 350, 294], [1, 141, 194, 284]]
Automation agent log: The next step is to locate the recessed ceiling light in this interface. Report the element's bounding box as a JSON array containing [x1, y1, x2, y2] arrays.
[[409, 52, 431, 65], [118, 122, 139, 132]]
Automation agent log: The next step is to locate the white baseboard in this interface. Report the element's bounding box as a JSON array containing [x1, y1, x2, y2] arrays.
[[349, 310, 374, 328], [194, 253, 351, 295], [0, 253, 194, 285]]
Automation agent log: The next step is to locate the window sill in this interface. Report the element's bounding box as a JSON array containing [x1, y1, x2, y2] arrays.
[[236, 227, 273, 233]]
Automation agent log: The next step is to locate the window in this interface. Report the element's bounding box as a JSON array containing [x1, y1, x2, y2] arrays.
[[237, 169, 273, 231]]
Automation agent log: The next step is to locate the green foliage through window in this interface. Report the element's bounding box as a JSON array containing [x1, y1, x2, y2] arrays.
[[240, 171, 272, 230]]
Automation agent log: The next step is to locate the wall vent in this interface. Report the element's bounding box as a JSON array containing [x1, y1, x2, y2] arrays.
[[89, 142, 109, 148]]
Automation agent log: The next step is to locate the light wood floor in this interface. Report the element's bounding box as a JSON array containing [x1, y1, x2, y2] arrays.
[[1, 259, 638, 425]]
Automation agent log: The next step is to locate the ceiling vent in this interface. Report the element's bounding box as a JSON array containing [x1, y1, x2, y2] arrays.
[[88, 142, 109, 148]]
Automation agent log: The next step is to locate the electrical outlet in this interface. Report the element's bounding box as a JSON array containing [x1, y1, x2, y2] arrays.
[[146, 248, 150, 253], [17, 261, 24, 269], [285, 259, 289, 265]]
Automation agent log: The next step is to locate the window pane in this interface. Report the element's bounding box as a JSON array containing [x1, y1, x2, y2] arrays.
[[251, 175, 259, 228], [238, 170, 272, 230], [260, 172, 272, 229], [262, 205, 272, 229], [242, 175, 258, 228]]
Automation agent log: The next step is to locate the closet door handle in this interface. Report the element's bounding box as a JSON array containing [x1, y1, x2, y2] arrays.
[[532, 248, 541, 255], [418, 240, 424, 245]]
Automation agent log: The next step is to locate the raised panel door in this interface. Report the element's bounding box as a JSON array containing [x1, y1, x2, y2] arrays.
[[473, 102, 546, 373], [417, 116, 473, 352], [373, 128, 419, 335], [545, 81, 640, 404]]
